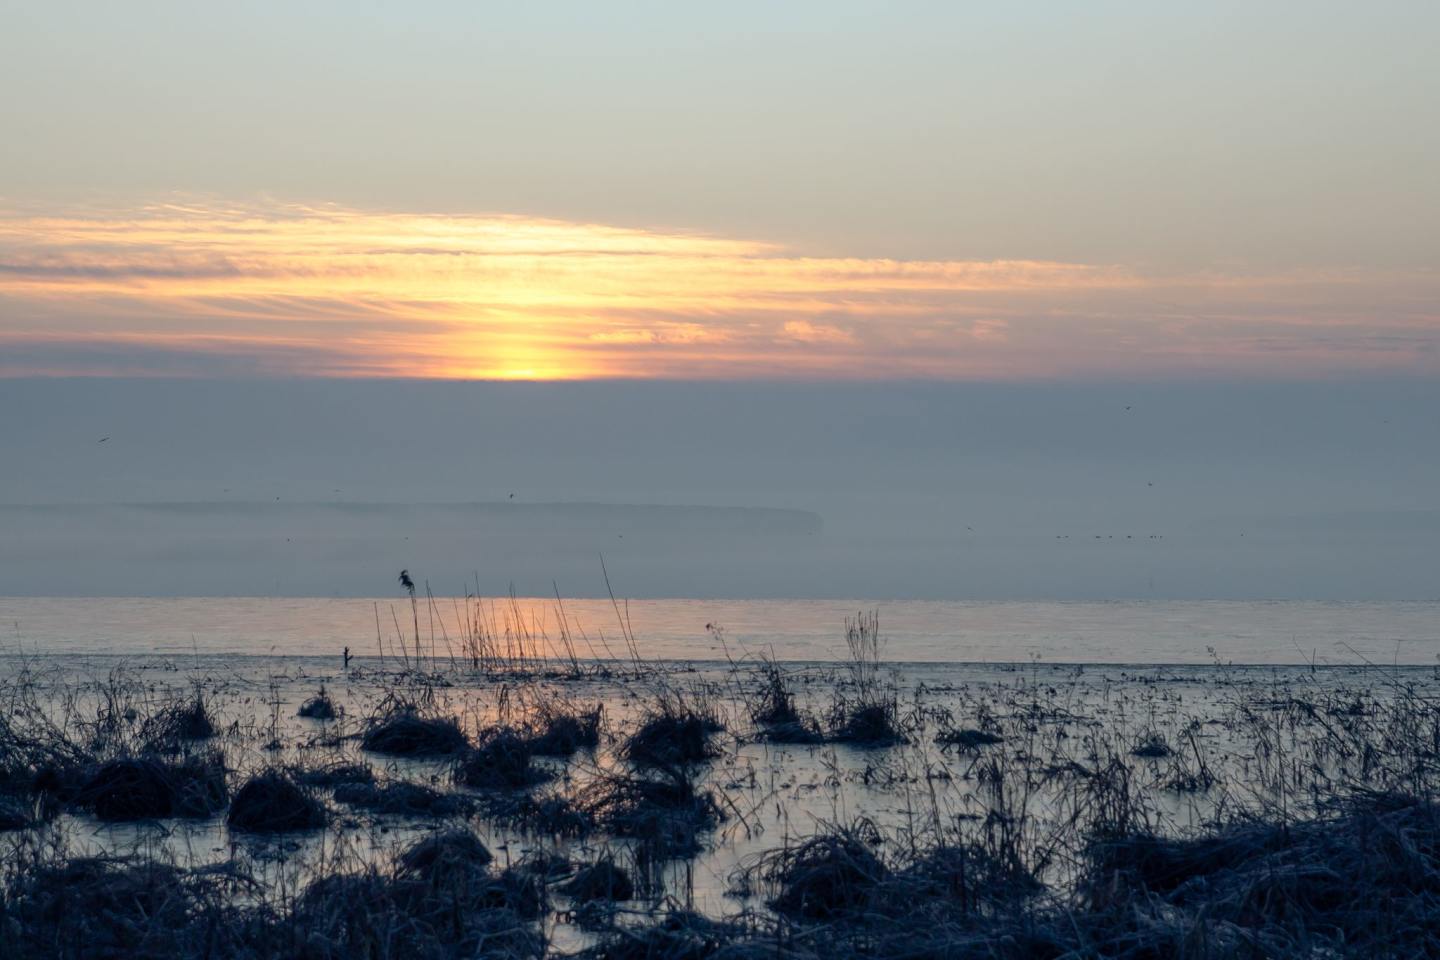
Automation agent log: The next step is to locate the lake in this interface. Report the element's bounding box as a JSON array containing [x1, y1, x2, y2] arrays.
[[2, 596, 1438, 664]]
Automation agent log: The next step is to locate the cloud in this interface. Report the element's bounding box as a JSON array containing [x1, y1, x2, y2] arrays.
[[1, 199, 1437, 380], [780, 320, 856, 345]]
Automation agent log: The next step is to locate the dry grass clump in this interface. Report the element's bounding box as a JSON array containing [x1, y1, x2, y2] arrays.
[[936, 726, 1004, 750], [73, 750, 228, 821], [750, 661, 824, 744], [1129, 729, 1173, 758], [744, 814, 1048, 949], [761, 719, 825, 744], [361, 693, 469, 757], [74, 757, 183, 821], [1, 856, 259, 960], [1080, 791, 1440, 955], [894, 839, 1043, 912], [227, 770, 327, 832], [0, 795, 29, 831], [525, 701, 602, 756], [1086, 821, 1289, 899], [751, 660, 801, 727], [138, 693, 215, 753], [397, 828, 493, 874], [476, 789, 595, 837], [560, 856, 635, 902], [465, 869, 547, 931], [576, 911, 763, 960], [288, 760, 375, 788], [580, 771, 723, 860], [0, 698, 93, 804], [0, 828, 545, 959], [621, 703, 723, 770], [517, 849, 573, 880], [1161, 748, 1218, 794], [289, 832, 542, 960], [334, 778, 475, 818], [394, 830, 546, 918], [828, 702, 906, 745], [286, 873, 403, 957], [293, 871, 543, 960], [761, 820, 889, 920], [455, 726, 548, 790], [297, 686, 338, 720], [827, 611, 907, 747]]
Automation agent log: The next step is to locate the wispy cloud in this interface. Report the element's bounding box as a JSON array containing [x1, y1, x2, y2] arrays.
[[1, 199, 1436, 379]]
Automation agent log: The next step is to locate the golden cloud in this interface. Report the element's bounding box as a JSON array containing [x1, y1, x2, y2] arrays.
[[1, 200, 1436, 379]]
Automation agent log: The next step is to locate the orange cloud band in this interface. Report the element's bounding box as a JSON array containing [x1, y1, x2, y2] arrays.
[[1, 200, 1436, 379]]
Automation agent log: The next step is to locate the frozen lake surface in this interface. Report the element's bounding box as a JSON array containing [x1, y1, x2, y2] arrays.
[[3, 596, 1439, 664]]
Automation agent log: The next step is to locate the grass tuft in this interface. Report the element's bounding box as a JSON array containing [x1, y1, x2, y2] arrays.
[[227, 770, 326, 832]]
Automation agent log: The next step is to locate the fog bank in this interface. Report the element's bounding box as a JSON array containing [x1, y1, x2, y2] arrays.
[[1, 378, 1436, 599]]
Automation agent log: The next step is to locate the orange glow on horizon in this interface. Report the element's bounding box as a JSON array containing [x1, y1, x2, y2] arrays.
[[1, 199, 1437, 380]]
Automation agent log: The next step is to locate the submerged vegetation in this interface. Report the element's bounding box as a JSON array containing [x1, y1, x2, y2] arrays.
[[4, 603, 1440, 958]]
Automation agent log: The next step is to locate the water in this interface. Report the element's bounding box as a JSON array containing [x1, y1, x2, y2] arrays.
[[7, 649, 1432, 932], [5, 595, 1438, 938], [1, 596, 1438, 664]]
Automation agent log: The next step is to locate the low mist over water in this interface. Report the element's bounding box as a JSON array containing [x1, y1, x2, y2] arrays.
[[3, 377, 1438, 599]]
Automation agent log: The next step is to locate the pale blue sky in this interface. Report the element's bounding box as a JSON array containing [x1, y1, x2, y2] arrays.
[[4, 1, 1436, 268]]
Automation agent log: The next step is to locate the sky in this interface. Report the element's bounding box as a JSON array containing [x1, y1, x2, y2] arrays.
[[1, 3, 1437, 599], [2, 1, 1438, 380]]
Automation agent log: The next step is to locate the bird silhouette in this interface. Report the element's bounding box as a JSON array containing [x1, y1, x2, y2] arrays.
[[98, 437, 109, 443]]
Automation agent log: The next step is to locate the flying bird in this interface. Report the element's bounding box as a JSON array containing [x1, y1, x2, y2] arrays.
[[98, 437, 109, 443]]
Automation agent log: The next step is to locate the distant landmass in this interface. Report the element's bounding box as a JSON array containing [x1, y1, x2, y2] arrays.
[[0, 501, 824, 597], [2, 501, 1436, 601], [1, 501, 823, 535]]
